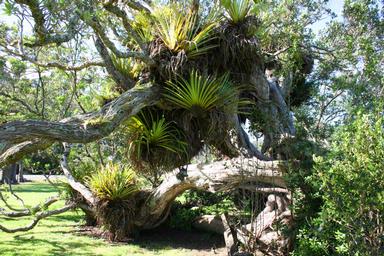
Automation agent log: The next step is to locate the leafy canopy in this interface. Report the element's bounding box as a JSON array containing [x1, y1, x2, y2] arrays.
[[294, 106, 384, 255]]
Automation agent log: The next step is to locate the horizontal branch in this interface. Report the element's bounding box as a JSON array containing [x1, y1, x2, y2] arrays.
[[238, 185, 289, 194], [0, 139, 52, 168], [135, 156, 286, 229], [0, 83, 160, 166]]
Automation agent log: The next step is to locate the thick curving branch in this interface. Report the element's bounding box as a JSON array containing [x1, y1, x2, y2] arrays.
[[0, 139, 52, 168], [269, 81, 295, 135], [248, 67, 295, 152], [0, 83, 160, 167], [135, 156, 286, 229]]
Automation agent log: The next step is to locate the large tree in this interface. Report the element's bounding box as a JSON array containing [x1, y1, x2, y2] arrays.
[[0, 0, 350, 255]]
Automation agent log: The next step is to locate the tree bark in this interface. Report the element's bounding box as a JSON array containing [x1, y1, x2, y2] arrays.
[[0, 164, 18, 184], [134, 157, 286, 230], [17, 162, 25, 183], [0, 84, 160, 167]]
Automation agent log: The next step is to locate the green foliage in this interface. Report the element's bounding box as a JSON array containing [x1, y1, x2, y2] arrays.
[[8, 57, 26, 77], [169, 203, 202, 231], [87, 163, 138, 201], [164, 70, 241, 117], [70, 160, 94, 183], [110, 53, 143, 80], [293, 107, 384, 255], [128, 111, 187, 160], [86, 163, 139, 239], [131, 11, 154, 43], [126, 110, 188, 183], [151, 3, 217, 57], [221, 0, 253, 23], [3, 0, 15, 16], [170, 190, 236, 231], [23, 148, 61, 175]]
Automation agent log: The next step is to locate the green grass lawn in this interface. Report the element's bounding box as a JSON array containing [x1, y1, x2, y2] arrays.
[[0, 182, 223, 256]]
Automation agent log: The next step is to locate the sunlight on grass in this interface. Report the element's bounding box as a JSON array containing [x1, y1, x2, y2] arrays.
[[0, 182, 210, 256]]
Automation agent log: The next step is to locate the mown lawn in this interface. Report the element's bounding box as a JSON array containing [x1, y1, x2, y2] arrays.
[[0, 182, 224, 256]]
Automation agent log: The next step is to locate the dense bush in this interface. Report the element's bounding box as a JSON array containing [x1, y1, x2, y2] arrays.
[[293, 109, 384, 255]]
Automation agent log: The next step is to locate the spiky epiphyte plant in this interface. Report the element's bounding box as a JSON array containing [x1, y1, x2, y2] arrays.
[[221, 0, 253, 24], [126, 110, 188, 179], [164, 70, 241, 117], [110, 53, 143, 80], [87, 163, 138, 201], [87, 163, 139, 240], [151, 4, 217, 57]]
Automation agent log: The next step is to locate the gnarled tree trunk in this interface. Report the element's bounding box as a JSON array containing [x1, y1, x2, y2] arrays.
[[62, 152, 292, 254]]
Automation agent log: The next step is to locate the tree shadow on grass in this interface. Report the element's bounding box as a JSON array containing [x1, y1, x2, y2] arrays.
[[48, 213, 83, 222], [7, 234, 99, 256], [132, 226, 225, 251]]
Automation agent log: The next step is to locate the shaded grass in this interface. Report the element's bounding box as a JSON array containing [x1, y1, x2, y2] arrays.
[[0, 182, 222, 256]]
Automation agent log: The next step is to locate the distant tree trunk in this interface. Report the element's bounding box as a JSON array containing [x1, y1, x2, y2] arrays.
[[0, 163, 18, 184], [17, 162, 25, 183]]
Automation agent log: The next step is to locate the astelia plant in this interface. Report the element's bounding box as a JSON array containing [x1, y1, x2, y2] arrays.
[[87, 163, 138, 201], [164, 70, 241, 117], [221, 0, 253, 24], [151, 4, 217, 57], [127, 110, 188, 162]]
